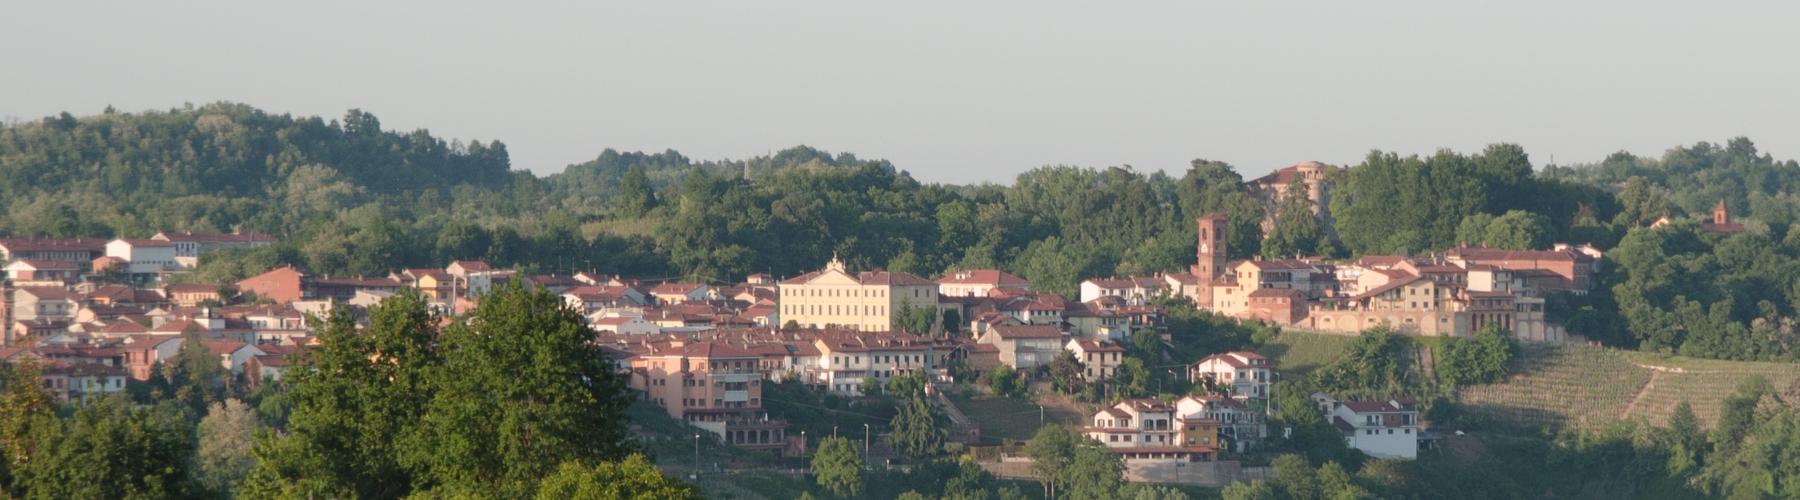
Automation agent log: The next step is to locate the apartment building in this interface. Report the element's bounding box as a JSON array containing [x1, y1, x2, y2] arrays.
[[632, 341, 786, 449]]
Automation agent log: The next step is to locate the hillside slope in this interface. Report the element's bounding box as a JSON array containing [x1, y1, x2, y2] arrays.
[[1460, 343, 1800, 429]]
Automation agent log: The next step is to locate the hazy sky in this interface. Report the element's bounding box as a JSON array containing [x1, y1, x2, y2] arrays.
[[5, 1, 1797, 183]]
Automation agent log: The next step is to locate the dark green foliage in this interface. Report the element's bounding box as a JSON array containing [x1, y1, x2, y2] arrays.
[[404, 280, 635, 495], [982, 365, 1025, 398], [889, 391, 947, 462], [1311, 326, 1414, 396], [612, 165, 658, 217], [242, 284, 643, 498], [11, 395, 200, 499], [1435, 325, 1519, 387], [1262, 181, 1325, 259], [1047, 351, 1085, 396], [534, 455, 701, 500], [812, 436, 864, 497]]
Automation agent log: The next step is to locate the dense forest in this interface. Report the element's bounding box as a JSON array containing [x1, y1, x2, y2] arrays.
[[7, 104, 1800, 361]]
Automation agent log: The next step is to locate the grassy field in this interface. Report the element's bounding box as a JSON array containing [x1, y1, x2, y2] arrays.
[[582, 216, 661, 240], [947, 392, 1082, 444], [1459, 343, 1800, 429], [1256, 330, 1359, 377]]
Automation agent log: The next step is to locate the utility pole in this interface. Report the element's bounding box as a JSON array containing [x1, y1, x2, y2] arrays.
[[1039, 405, 1044, 427]]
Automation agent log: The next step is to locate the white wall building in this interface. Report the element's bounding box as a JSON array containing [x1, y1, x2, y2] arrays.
[[1312, 393, 1420, 459], [105, 239, 178, 274]]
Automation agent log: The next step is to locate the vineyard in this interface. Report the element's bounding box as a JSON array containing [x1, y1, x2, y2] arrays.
[[1458, 343, 1800, 429]]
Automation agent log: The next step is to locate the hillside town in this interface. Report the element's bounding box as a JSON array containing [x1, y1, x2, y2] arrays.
[[0, 162, 1654, 487]]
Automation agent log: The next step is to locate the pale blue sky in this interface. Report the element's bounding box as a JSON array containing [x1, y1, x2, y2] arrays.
[[4, 1, 1797, 183]]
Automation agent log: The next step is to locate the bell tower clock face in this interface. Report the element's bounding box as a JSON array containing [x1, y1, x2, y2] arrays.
[[1200, 244, 1209, 254]]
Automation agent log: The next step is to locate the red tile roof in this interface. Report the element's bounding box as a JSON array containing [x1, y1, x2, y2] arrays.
[[154, 231, 274, 243]]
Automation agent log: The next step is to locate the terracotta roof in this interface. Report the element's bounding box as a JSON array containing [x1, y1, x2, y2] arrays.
[[16, 287, 76, 301], [1249, 161, 1337, 186], [94, 321, 149, 334], [204, 341, 249, 356], [990, 324, 1065, 340], [154, 231, 274, 243], [1351, 274, 1426, 300], [0, 238, 109, 253], [166, 283, 223, 294], [1447, 246, 1588, 263], [650, 283, 706, 295]]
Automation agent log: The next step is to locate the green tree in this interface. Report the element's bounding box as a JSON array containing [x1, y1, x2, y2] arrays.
[[1025, 425, 1078, 498], [1115, 357, 1152, 397], [196, 399, 260, 496], [612, 165, 658, 217], [1454, 213, 1497, 246], [1482, 210, 1552, 250], [1061, 443, 1125, 500], [1665, 401, 1703, 476], [1048, 351, 1085, 395], [1270, 454, 1319, 500], [1221, 480, 1278, 500], [14, 395, 200, 499], [534, 455, 700, 500], [403, 281, 636, 496], [1263, 181, 1324, 258], [812, 436, 864, 498], [889, 392, 947, 461], [242, 293, 441, 499], [0, 359, 54, 474]]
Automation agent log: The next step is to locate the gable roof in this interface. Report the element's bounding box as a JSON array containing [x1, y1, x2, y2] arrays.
[[990, 324, 1065, 340]]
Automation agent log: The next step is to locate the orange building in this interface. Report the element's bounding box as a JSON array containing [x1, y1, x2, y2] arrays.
[[631, 341, 786, 449]]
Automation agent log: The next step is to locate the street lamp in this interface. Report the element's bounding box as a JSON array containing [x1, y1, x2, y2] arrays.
[[862, 423, 871, 465], [693, 433, 701, 477]]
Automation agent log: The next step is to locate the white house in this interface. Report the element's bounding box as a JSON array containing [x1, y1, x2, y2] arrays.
[[1064, 338, 1125, 381], [1312, 393, 1420, 459], [4, 259, 81, 284], [447, 261, 495, 296], [105, 239, 178, 274], [205, 341, 268, 375], [1078, 277, 1164, 304], [591, 314, 660, 335], [1084, 399, 1180, 448], [1188, 351, 1274, 399]]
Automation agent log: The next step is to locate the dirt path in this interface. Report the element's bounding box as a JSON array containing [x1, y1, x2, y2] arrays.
[[1620, 369, 1663, 419]]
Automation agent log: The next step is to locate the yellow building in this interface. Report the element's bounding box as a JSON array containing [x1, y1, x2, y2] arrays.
[[778, 257, 939, 331]]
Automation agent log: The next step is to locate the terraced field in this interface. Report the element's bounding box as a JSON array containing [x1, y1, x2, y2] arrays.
[[1459, 343, 1800, 429]]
